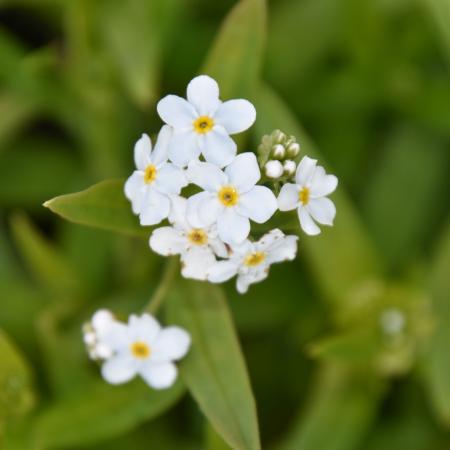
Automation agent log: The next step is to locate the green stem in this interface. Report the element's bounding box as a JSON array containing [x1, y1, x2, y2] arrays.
[[145, 258, 178, 315]]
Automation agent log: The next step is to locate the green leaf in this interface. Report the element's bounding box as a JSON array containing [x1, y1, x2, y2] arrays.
[[422, 218, 450, 424], [279, 364, 384, 450], [33, 379, 185, 448], [202, 0, 266, 99], [206, 422, 233, 450], [10, 212, 83, 298], [255, 84, 382, 304], [44, 179, 148, 237], [361, 126, 448, 270], [98, 0, 182, 107], [0, 329, 35, 424], [167, 280, 261, 450]]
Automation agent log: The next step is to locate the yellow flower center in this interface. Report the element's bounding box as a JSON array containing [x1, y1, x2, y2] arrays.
[[130, 341, 151, 359], [187, 229, 208, 245], [218, 186, 239, 207], [299, 187, 310, 205], [144, 164, 157, 184], [193, 116, 214, 134], [244, 252, 266, 267]]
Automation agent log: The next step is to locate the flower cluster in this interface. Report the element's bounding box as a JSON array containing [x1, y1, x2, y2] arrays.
[[83, 310, 190, 390], [125, 75, 338, 292]]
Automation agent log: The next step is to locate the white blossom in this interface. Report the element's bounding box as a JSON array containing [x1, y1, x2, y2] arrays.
[[207, 229, 298, 294], [157, 75, 256, 168], [124, 126, 188, 226], [278, 156, 338, 235], [100, 313, 191, 390], [186, 153, 277, 245], [149, 196, 228, 280]]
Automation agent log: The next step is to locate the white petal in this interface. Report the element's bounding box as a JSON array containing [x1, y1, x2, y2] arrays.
[[168, 129, 201, 168], [255, 229, 284, 251], [295, 156, 317, 186], [310, 166, 338, 197], [209, 237, 229, 258], [139, 362, 177, 390], [157, 95, 197, 129], [151, 125, 172, 167], [187, 75, 220, 116], [101, 355, 137, 385], [266, 235, 298, 264], [152, 327, 191, 362], [168, 195, 189, 229], [298, 207, 321, 235], [99, 321, 130, 352], [128, 314, 161, 343], [236, 270, 268, 294], [124, 171, 145, 214], [207, 260, 239, 283], [237, 186, 277, 223], [187, 191, 222, 228], [201, 126, 237, 168], [134, 134, 152, 170], [139, 190, 171, 226], [214, 99, 256, 134], [277, 183, 299, 211], [149, 227, 186, 256], [217, 209, 250, 245], [154, 163, 188, 194], [187, 160, 227, 191], [224, 152, 260, 193], [181, 246, 216, 280], [307, 197, 336, 226]]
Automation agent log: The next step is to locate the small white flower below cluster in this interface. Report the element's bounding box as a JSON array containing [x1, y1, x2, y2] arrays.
[[83, 310, 191, 390]]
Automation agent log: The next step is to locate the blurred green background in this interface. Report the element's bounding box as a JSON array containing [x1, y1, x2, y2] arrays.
[[0, 0, 449, 449]]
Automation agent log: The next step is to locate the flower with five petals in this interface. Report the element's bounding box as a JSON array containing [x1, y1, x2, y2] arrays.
[[157, 75, 256, 168], [277, 156, 338, 235], [186, 153, 277, 245], [124, 126, 188, 226]]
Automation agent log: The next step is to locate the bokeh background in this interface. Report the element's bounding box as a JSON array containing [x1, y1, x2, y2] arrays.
[[1, 0, 450, 449]]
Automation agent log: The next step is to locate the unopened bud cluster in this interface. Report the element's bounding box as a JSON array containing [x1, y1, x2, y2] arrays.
[[257, 129, 300, 180]]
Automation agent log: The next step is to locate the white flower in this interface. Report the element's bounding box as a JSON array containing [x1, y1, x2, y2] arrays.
[[207, 229, 298, 294], [278, 156, 338, 236], [149, 196, 228, 280], [157, 75, 256, 168], [124, 126, 188, 226], [186, 153, 278, 245], [83, 309, 120, 360], [100, 313, 191, 390]]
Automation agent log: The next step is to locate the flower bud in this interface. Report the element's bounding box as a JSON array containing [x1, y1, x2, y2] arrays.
[[272, 144, 285, 159], [286, 142, 300, 157], [283, 160, 296, 176], [273, 129, 286, 144], [265, 160, 284, 179]]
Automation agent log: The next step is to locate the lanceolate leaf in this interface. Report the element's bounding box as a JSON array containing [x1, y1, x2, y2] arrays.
[[255, 84, 382, 304], [34, 379, 185, 448], [167, 280, 261, 450], [202, 0, 266, 99], [422, 219, 450, 424], [44, 179, 148, 237]]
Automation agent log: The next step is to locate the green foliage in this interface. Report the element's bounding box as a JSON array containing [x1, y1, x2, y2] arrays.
[[167, 280, 260, 450], [1, 0, 449, 448], [44, 180, 148, 237]]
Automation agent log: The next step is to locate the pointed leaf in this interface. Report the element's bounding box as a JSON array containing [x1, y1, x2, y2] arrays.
[[167, 280, 261, 450], [44, 179, 148, 237]]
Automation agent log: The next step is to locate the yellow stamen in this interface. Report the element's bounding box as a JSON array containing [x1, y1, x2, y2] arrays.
[[299, 187, 310, 205], [144, 164, 157, 184], [218, 186, 239, 207], [130, 341, 151, 359], [193, 116, 214, 134], [187, 229, 208, 245], [244, 252, 266, 267]]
